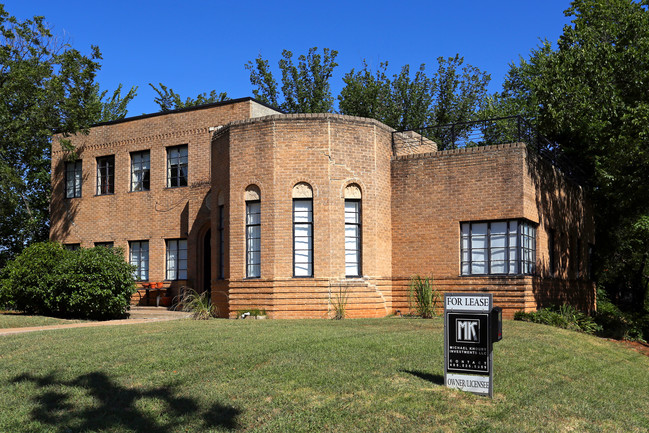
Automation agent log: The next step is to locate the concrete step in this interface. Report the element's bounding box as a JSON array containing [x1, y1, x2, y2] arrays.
[[128, 306, 191, 320]]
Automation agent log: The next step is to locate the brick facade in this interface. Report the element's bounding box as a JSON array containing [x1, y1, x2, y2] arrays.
[[50, 99, 595, 318]]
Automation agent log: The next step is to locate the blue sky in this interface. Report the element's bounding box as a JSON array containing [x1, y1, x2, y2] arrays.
[[5, 1, 573, 116]]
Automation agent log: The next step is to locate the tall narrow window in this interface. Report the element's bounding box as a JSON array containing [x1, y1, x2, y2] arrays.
[[65, 160, 82, 198], [245, 185, 261, 278], [131, 150, 150, 191], [576, 238, 582, 278], [548, 228, 556, 276], [129, 240, 149, 281], [345, 200, 361, 277], [218, 204, 225, 279], [293, 182, 314, 277], [246, 202, 261, 278], [166, 239, 187, 280], [461, 220, 536, 276], [344, 184, 362, 277], [167, 145, 188, 187], [97, 155, 115, 195]]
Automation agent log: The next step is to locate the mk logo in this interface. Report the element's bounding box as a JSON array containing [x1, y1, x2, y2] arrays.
[[456, 319, 480, 342]]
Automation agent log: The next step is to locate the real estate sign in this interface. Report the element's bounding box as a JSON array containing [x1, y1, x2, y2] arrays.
[[444, 293, 498, 397]]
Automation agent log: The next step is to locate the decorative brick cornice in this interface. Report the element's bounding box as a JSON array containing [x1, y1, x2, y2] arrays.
[[52, 127, 211, 155]]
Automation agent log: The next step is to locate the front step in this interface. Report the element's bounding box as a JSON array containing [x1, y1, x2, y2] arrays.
[[128, 306, 191, 320]]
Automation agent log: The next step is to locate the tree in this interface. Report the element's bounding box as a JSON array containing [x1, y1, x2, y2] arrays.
[[0, 5, 105, 268], [94, 83, 138, 122], [339, 56, 490, 146], [246, 47, 339, 113], [149, 82, 229, 112], [498, 0, 649, 309]]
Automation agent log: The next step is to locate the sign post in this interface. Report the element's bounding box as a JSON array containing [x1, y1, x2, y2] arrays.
[[444, 293, 501, 398]]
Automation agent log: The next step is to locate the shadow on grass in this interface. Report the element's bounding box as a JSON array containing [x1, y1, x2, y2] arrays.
[[401, 369, 444, 385], [11, 371, 240, 432]]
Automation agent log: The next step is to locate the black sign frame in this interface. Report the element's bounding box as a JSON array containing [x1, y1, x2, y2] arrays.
[[443, 293, 494, 397]]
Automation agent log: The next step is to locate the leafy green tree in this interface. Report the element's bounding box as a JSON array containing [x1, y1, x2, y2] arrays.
[[0, 5, 105, 268], [149, 82, 229, 112], [498, 0, 649, 309], [246, 47, 339, 113], [94, 83, 138, 122], [339, 56, 490, 146]]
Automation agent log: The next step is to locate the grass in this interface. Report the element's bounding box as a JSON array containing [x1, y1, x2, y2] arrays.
[[0, 318, 647, 432], [0, 311, 86, 328]]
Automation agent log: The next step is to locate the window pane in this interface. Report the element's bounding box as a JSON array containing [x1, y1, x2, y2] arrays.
[[491, 233, 506, 248], [471, 262, 486, 274], [472, 235, 487, 249]]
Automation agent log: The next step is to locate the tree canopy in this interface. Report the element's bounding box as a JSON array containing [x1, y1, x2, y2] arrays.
[[494, 0, 649, 308], [0, 5, 106, 267], [338, 55, 490, 146], [149, 83, 229, 112], [246, 47, 339, 113]]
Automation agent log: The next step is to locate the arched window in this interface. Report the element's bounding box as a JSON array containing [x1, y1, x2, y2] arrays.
[[344, 184, 362, 277], [245, 185, 261, 278], [293, 183, 313, 277]]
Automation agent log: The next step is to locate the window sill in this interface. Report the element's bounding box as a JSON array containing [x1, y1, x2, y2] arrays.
[[129, 189, 151, 193], [95, 193, 115, 197], [164, 185, 188, 190]]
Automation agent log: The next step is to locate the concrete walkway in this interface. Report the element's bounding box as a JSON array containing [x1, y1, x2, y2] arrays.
[[0, 307, 192, 336]]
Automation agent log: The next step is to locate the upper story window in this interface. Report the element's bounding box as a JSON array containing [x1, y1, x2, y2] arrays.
[[96, 155, 115, 195], [65, 160, 82, 198], [293, 182, 313, 277], [131, 150, 150, 191], [167, 145, 188, 188], [344, 184, 362, 277], [461, 220, 536, 276]]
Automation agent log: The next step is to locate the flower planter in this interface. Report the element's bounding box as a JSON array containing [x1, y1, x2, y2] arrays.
[[155, 282, 163, 289], [158, 296, 172, 307]]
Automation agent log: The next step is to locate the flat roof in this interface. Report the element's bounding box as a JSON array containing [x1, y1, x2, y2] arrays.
[[92, 97, 283, 127]]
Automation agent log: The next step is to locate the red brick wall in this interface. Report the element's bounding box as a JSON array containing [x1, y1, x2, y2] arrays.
[[50, 99, 278, 298], [51, 104, 595, 318], [391, 143, 595, 318], [211, 114, 394, 318]]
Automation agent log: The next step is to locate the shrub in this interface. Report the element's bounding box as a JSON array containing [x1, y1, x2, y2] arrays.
[[0, 242, 67, 315], [408, 275, 440, 318], [514, 304, 601, 335], [594, 289, 647, 342], [52, 247, 136, 320], [0, 242, 136, 320], [330, 283, 349, 320], [175, 288, 218, 320]]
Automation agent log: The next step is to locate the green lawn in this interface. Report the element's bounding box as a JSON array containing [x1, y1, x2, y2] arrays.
[[0, 318, 647, 432], [0, 312, 86, 328]]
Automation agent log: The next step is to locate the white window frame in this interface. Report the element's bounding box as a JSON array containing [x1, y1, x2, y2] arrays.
[[293, 198, 313, 277]]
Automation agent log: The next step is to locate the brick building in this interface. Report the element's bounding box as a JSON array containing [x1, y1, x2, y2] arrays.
[[50, 97, 595, 318]]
